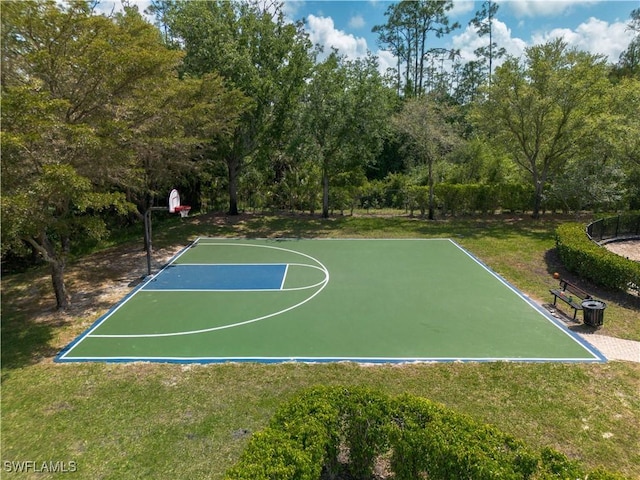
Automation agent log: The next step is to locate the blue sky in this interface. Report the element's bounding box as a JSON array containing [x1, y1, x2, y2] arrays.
[[281, 0, 637, 71], [99, 1, 638, 71]]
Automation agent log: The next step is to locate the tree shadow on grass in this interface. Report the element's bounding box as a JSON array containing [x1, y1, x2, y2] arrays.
[[0, 243, 176, 376], [163, 211, 572, 244], [1, 292, 63, 375]]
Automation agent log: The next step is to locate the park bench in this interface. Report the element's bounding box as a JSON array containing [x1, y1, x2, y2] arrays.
[[549, 279, 592, 320]]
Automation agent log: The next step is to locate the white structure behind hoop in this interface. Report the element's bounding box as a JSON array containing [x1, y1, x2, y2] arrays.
[[169, 189, 191, 217], [168, 189, 180, 213]]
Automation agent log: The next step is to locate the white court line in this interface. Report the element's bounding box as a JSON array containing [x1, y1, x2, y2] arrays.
[[280, 264, 289, 290], [173, 262, 289, 266], [58, 242, 195, 360], [195, 237, 450, 242], [59, 355, 604, 363]]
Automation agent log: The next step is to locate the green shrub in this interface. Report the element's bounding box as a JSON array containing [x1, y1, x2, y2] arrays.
[[434, 183, 533, 216], [224, 429, 321, 480], [536, 447, 585, 479], [556, 223, 640, 292], [339, 387, 392, 479], [407, 185, 429, 217], [359, 180, 386, 210], [224, 386, 629, 480], [497, 183, 535, 213], [435, 183, 470, 215], [390, 394, 539, 480]]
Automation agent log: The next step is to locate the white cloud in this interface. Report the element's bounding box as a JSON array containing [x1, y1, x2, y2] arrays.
[[450, 14, 632, 65], [501, 0, 602, 18], [304, 15, 401, 77], [282, 1, 304, 20], [531, 17, 634, 61], [452, 19, 527, 64], [450, 1, 476, 18], [306, 14, 369, 59], [349, 14, 366, 29], [377, 49, 398, 75]]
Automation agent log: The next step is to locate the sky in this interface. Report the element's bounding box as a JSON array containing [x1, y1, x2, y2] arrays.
[[99, 0, 638, 73], [283, 0, 638, 72]]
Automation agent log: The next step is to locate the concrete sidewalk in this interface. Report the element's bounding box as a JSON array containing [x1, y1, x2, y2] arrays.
[[578, 333, 640, 363], [545, 303, 639, 363]]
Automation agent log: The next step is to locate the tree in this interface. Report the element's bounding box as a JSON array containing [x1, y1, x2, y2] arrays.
[[472, 39, 610, 218], [156, 0, 314, 215], [296, 53, 393, 218], [630, 7, 640, 33], [373, 0, 459, 97], [391, 95, 461, 220], [452, 59, 486, 104], [1, 165, 130, 309], [422, 47, 460, 95], [612, 8, 640, 80], [469, 0, 506, 85], [593, 77, 640, 208], [1, 1, 218, 308], [608, 78, 640, 168], [122, 71, 249, 214]]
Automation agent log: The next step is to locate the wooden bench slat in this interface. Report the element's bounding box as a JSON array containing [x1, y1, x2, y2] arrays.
[[549, 279, 592, 320], [549, 289, 583, 310]]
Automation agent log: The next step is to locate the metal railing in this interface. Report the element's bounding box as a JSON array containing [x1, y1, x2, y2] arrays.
[[586, 213, 640, 244]]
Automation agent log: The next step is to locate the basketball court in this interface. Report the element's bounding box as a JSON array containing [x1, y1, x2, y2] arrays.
[[55, 238, 605, 363]]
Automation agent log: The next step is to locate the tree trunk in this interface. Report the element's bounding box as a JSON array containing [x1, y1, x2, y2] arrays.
[[26, 235, 71, 310], [488, 0, 493, 84], [227, 156, 240, 216], [428, 158, 435, 220], [322, 169, 330, 219], [418, 20, 427, 95], [532, 180, 543, 219], [51, 259, 70, 310], [144, 209, 153, 276]]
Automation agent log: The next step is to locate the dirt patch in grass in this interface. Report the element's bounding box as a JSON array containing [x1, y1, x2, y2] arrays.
[[65, 244, 182, 314], [1, 242, 184, 368]]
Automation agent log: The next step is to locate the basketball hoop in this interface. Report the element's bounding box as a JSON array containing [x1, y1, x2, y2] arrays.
[[168, 189, 191, 217], [174, 205, 191, 218]]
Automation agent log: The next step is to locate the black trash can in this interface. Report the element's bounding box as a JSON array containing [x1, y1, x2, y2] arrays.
[[582, 300, 606, 327]]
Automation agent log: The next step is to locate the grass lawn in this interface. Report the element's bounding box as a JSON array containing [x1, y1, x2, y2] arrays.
[[2, 212, 639, 479]]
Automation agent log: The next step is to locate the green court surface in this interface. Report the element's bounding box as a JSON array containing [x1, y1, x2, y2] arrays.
[[55, 238, 604, 363]]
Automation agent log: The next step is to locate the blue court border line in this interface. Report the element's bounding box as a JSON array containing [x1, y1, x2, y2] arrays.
[[55, 238, 607, 364]]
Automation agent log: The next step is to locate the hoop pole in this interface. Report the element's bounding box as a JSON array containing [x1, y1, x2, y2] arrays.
[[144, 209, 152, 277]]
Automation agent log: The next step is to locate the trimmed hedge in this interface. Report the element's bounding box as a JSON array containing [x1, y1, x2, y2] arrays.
[[556, 223, 640, 293], [424, 183, 535, 216], [224, 386, 629, 480], [357, 181, 537, 215]]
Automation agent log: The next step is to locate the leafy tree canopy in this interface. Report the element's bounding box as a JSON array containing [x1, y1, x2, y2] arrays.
[[1, 0, 227, 308], [472, 39, 611, 218]]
